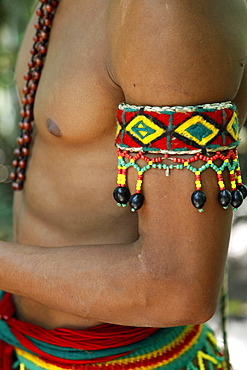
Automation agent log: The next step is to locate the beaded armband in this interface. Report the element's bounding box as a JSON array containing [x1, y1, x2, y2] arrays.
[[113, 102, 247, 212]]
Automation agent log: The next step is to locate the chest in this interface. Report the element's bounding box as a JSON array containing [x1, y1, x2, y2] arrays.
[[17, 0, 124, 144]]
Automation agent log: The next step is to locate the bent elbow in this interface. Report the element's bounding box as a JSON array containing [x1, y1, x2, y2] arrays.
[[140, 272, 219, 328]]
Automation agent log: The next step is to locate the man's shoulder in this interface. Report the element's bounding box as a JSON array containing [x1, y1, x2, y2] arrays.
[[107, 0, 247, 106]]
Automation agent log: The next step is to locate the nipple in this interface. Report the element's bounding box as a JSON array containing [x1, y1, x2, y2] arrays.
[[46, 118, 62, 137]]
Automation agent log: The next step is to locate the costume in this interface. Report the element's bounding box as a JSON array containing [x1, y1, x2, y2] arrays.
[[0, 292, 227, 370], [113, 101, 246, 212]]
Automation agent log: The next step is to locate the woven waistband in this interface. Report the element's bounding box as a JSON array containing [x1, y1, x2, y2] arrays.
[[15, 324, 227, 370]]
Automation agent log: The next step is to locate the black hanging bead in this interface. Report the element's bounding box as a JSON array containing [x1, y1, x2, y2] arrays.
[[231, 189, 243, 208], [218, 189, 232, 208], [237, 184, 247, 199], [113, 186, 130, 205], [129, 193, 144, 211], [191, 190, 206, 210]]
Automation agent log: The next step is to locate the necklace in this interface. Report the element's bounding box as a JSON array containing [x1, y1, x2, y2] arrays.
[[10, 0, 60, 190]]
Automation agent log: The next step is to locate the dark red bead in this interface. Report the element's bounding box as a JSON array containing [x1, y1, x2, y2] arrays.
[[19, 160, 27, 169], [17, 173, 26, 182], [18, 122, 24, 130], [35, 58, 43, 67], [44, 18, 52, 26], [20, 109, 26, 118], [13, 149, 21, 157], [32, 71, 41, 80], [23, 73, 31, 81], [21, 148, 29, 156], [9, 172, 17, 181], [33, 35, 39, 43], [22, 97, 28, 105], [30, 48, 36, 57], [12, 182, 20, 191], [12, 160, 18, 168], [45, 4, 54, 12], [40, 30, 48, 40], [25, 110, 33, 120], [36, 8, 44, 17], [22, 86, 29, 94], [26, 95, 34, 104], [34, 21, 42, 30], [23, 122, 32, 131], [17, 137, 24, 146], [39, 45, 47, 54], [28, 60, 35, 68], [23, 134, 32, 144], [30, 82, 38, 91]]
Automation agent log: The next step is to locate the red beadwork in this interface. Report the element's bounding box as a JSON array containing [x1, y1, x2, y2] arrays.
[[17, 172, 26, 181], [9, 172, 17, 181], [36, 8, 44, 17], [45, 4, 54, 12], [17, 137, 24, 146], [34, 22, 42, 30], [11, 0, 60, 190], [23, 72, 31, 81]]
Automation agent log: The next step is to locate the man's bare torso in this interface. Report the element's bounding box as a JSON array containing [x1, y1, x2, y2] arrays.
[[14, 0, 139, 330], [13, 0, 247, 330]]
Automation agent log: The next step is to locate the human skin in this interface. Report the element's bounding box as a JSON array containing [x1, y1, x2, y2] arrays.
[[1, 0, 247, 330]]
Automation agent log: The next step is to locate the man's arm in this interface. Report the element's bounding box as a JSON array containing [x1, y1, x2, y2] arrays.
[[0, 0, 247, 328]]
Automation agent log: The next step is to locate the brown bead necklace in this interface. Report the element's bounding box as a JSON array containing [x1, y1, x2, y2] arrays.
[[10, 0, 60, 190]]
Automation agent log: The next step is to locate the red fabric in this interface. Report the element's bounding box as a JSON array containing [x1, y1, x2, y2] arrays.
[[0, 293, 158, 368]]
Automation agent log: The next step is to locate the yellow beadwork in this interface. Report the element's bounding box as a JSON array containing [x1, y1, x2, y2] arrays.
[[20, 364, 26, 370], [15, 326, 202, 370], [197, 351, 218, 370]]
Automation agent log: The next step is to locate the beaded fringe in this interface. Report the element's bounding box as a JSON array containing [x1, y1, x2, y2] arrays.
[[114, 147, 247, 212]]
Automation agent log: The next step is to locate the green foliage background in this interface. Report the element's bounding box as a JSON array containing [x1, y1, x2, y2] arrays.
[[0, 0, 35, 240]]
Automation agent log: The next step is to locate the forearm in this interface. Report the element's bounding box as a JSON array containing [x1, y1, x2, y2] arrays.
[[0, 240, 151, 326], [0, 227, 228, 327]]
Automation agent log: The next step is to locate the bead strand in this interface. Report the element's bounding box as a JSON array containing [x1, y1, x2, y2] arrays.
[[10, 0, 60, 190], [113, 148, 247, 212]]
